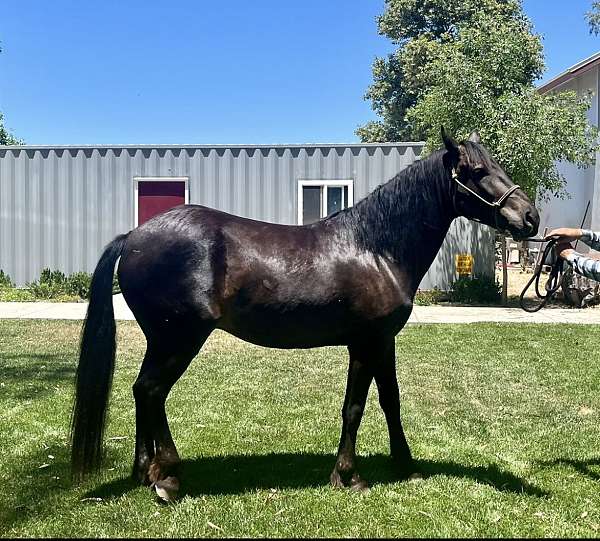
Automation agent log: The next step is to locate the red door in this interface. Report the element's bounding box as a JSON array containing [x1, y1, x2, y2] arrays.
[[137, 181, 186, 226]]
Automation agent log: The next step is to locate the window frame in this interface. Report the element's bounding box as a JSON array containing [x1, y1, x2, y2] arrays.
[[297, 179, 354, 225]]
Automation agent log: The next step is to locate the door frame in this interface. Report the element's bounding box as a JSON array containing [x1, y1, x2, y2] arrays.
[[133, 176, 190, 227]]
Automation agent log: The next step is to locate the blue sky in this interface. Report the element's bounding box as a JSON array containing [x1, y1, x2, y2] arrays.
[[0, 0, 598, 145]]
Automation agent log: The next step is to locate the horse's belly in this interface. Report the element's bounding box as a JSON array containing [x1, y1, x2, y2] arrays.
[[217, 302, 352, 348], [217, 296, 412, 349]]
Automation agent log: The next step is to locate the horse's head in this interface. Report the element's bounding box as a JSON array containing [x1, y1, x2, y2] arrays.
[[441, 127, 539, 240]]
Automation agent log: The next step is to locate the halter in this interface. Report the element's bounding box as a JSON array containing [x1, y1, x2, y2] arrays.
[[451, 167, 520, 230], [451, 168, 521, 209]]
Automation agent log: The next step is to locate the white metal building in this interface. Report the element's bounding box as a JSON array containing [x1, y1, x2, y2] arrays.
[[537, 51, 600, 249], [0, 142, 494, 288]]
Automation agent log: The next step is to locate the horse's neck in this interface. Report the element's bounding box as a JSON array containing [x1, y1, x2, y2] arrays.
[[405, 213, 454, 291], [351, 158, 456, 292]]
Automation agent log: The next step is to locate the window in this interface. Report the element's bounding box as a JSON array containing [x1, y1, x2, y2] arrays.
[[297, 180, 354, 225]]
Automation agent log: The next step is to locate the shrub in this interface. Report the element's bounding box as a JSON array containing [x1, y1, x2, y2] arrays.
[[0, 269, 13, 289], [112, 274, 121, 295], [24, 269, 118, 300], [66, 272, 93, 299], [414, 287, 448, 305], [0, 268, 119, 302], [449, 275, 502, 305], [28, 269, 69, 299], [65, 271, 121, 299]]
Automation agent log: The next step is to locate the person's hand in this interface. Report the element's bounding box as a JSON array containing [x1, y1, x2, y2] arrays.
[[555, 241, 575, 260], [544, 227, 582, 242]]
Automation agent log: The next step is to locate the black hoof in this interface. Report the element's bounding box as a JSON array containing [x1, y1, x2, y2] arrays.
[[154, 476, 180, 502], [330, 469, 369, 492], [330, 469, 345, 489], [349, 473, 369, 493]]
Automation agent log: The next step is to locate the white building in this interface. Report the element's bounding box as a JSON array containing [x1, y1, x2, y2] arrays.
[[537, 51, 600, 252]]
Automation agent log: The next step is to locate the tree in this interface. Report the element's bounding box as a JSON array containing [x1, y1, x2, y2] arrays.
[[0, 113, 22, 145], [587, 1, 600, 35], [357, 0, 526, 142], [358, 0, 598, 201]]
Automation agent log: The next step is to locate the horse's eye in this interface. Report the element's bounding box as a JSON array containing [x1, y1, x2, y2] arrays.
[[472, 166, 486, 180]]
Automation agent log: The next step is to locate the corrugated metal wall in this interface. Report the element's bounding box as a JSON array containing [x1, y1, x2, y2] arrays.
[[0, 143, 493, 288]]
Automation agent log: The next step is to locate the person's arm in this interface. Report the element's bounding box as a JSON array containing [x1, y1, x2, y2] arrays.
[[557, 243, 600, 282], [545, 227, 600, 250], [579, 229, 600, 251]]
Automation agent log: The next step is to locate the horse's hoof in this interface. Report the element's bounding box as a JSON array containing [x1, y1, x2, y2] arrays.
[[349, 474, 369, 493], [330, 470, 345, 489], [408, 472, 424, 482], [154, 476, 180, 502]]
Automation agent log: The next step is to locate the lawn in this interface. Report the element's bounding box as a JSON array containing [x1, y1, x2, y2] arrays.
[[1, 320, 599, 538]]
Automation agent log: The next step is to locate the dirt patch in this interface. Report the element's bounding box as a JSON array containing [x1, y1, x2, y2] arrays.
[[496, 265, 600, 309], [497, 267, 537, 299]]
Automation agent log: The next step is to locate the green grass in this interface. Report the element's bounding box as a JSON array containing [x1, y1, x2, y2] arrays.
[[1, 320, 600, 537]]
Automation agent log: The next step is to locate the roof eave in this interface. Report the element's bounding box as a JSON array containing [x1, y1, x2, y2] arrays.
[[538, 50, 600, 94], [0, 142, 425, 150]]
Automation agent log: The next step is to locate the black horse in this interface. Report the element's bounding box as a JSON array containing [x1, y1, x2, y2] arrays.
[[71, 129, 539, 500]]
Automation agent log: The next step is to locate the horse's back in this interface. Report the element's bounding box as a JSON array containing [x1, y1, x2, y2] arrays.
[[117, 204, 413, 347], [117, 205, 323, 336]]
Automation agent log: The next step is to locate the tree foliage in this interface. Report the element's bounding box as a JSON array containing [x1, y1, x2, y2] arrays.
[[0, 113, 22, 145], [586, 1, 600, 35], [358, 0, 598, 199]]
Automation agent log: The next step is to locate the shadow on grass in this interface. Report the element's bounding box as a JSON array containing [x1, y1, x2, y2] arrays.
[[0, 445, 132, 533], [536, 457, 600, 481], [86, 452, 548, 500], [0, 353, 75, 401], [0, 445, 73, 531]]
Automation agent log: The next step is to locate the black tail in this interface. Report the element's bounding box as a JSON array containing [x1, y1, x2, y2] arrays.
[[70, 233, 129, 481]]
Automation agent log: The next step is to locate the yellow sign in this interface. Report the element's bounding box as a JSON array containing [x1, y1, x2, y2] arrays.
[[455, 254, 474, 275]]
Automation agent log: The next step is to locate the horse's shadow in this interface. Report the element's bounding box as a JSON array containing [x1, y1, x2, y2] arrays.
[[536, 456, 600, 481], [87, 452, 548, 500]]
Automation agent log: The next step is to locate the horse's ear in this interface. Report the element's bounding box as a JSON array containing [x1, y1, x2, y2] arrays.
[[441, 126, 459, 157], [468, 131, 481, 144]]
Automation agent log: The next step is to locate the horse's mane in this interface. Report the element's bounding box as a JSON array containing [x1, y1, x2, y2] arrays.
[[332, 149, 452, 259]]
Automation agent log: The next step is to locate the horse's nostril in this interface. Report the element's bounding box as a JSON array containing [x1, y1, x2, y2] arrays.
[[525, 210, 532, 223], [524, 209, 539, 236]]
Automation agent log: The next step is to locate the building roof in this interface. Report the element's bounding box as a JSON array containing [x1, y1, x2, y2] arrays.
[[538, 50, 600, 94], [0, 142, 424, 151]]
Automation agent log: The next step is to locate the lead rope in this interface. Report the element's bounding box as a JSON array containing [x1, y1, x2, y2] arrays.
[[519, 238, 564, 313], [449, 166, 570, 311], [518, 200, 590, 313]]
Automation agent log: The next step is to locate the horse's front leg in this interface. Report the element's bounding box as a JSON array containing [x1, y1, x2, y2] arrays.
[[330, 342, 374, 492], [373, 337, 420, 479]]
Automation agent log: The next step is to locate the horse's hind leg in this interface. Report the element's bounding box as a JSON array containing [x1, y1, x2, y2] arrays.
[[132, 348, 158, 485], [373, 338, 418, 478], [132, 324, 214, 500]]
